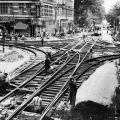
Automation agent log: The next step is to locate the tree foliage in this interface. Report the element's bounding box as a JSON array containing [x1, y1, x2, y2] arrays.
[[106, 2, 120, 27], [74, 0, 105, 27]]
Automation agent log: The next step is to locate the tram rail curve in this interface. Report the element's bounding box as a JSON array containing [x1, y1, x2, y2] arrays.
[[0, 38, 80, 97], [1, 36, 117, 119], [0, 37, 84, 100], [0, 35, 116, 119], [8, 45, 47, 80], [38, 52, 120, 119], [8, 37, 83, 86], [4, 38, 99, 120], [46, 55, 120, 120]]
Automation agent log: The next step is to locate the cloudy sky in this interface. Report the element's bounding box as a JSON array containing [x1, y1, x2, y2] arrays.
[[103, 0, 119, 13]]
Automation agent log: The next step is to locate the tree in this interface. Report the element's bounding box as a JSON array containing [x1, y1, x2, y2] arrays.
[[106, 2, 120, 31], [74, 0, 105, 27]]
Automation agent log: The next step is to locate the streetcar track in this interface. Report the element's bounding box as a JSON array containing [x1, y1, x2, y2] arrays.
[[1, 36, 117, 120], [0, 38, 82, 101], [46, 54, 120, 120], [5, 38, 97, 120]]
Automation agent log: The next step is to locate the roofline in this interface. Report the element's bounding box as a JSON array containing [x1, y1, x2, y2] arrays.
[[0, 1, 37, 3]]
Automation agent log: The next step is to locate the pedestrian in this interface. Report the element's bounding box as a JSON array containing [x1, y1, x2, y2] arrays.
[[41, 37, 44, 46], [10, 34, 12, 41], [47, 52, 52, 61], [43, 31, 46, 37], [0, 73, 10, 91], [55, 28, 57, 36], [68, 77, 77, 107], [73, 30, 75, 35], [15, 34, 18, 45], [45, 56, 50, 75], [89, 49, 93, 59]]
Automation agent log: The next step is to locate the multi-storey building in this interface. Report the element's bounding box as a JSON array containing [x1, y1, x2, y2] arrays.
[[40, 0, 55, 35], [0, 0, 41, 36], [0, 0, 74, 37], [55, 0, 74, 33]]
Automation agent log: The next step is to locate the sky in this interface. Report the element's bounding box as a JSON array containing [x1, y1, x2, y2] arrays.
[[103, 0, 119, 13]]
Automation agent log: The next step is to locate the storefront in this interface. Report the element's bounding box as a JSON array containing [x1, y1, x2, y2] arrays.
[[14, 22, 29, 36]]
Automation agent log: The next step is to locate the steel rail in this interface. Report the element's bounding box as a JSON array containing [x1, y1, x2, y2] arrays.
[[69, 39, 97, 78], [8, 38, 81, 81], [4, 36, 86, 119], [6, 38, 92, 120], [6, 52, 80, 120], [1, 44, 46, 80], [0, 38, 82, 104], [9, 46, 40, 79], [38, 36, 120, 119], [38, 39, 97, 120], [39, 54, 120, 120]]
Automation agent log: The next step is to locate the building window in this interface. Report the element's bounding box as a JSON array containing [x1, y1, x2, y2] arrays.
[[0, 3, 9, 14], [42, 4, 53, 17]]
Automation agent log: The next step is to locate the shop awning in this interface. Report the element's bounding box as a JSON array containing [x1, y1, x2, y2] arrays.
[[14, 22, 28, 29]]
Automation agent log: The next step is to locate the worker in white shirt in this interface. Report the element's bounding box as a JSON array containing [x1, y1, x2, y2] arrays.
[[9, 98, 16, 109], [31, 95, 44, 113]]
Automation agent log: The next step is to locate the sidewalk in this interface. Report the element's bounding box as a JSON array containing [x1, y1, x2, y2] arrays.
[[23, 33, 82, 42], [101, 31, 113, 43]]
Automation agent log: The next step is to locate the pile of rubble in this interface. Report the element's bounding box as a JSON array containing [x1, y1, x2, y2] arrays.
[[0, 50, 24, 62]]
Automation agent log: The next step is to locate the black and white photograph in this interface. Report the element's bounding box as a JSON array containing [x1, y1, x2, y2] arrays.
[[0, 0, 119, 119]]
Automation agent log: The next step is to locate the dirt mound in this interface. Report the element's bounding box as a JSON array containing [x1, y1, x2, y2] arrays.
[[0, 51, 24, 62]]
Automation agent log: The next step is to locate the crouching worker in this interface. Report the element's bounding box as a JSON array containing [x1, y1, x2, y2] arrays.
[[0, 73, 10, 91], [25, 95, 44, 114]]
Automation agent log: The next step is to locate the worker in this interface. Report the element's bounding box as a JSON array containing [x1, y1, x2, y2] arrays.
[[68, 77, 77, 107], [31, 95, 44, 113], [9, 98, 16, 109], [45, 56, 50, 75], [15, 34, 18, 45], [0, 73, 10, 91], [115, 86, 120, 114], [47, 52, 52, 61], [89, 49, 93, 59], [43, 31, 46, 37], [41, 37, 44, 46]]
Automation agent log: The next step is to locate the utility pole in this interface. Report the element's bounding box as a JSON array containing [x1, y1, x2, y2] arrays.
[[54, 5, 58, 36], [35, 1, 42, 39], [12, 4, 15, 36], [2, 27, 5, 53]]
